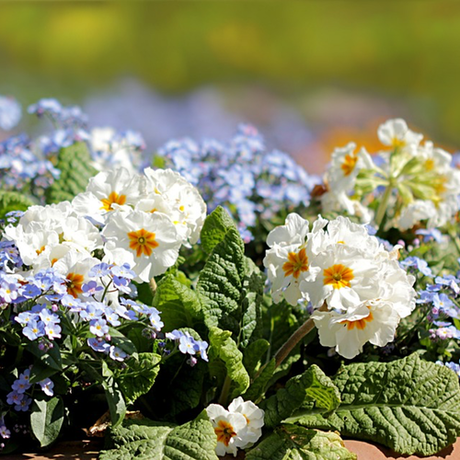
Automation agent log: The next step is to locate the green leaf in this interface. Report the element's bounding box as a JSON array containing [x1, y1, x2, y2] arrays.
[[200, 206, 237, 254], [45, 142, 96, 203], [262, 365, 341, 429], [243, 339, 270, 379], [240, 259, 265, 348], [154, 274, 204, 331], [30, 397, 65, 447], [292, 353, 460, 456], [100, 413, 218, 460], [246, 425, 356, 460], [208, 327, 250, 399], [26, 341, 62, 371], [198, 226, 247, 336], [102, 361, 126, 428], [118, 353, 161, 405], [243, 358, 276, 402], [0, 190, 33, 219]]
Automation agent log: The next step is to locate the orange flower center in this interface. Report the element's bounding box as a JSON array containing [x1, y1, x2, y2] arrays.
[[214, 420, 237, 447], [282, 248, 309, 279], [66, 272, 84, 298], [323, 264, 354, 289], [100, 191, 127, 211], [341, 153, 358, 176], [128, 228, 159, 257], [340, 310, 374, 330], [36, 245, 46, 255]]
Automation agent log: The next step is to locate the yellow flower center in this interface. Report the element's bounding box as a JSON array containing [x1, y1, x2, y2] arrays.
[[391, 137, 406, 149], [214, 420, 237, 447], [128, 228, 159, 257], [66, 272, 84, 298], [323, 264, 354, 289], [340, 153, 358, 177], [425, 158, 435, 171], [282, 248, 309, 279], [100, 191, 127, 211], [340, 309, 374, 330]]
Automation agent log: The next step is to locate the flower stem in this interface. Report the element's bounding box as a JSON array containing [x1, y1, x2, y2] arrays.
[[375, 182, 393, 229], [218, 374, 232, 407], [272, 303, 327, 369]]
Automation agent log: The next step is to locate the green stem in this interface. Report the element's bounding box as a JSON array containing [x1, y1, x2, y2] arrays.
[[448, 228, 460, 257], [375, 182, 394, 229], [218, 374, 232, 407]]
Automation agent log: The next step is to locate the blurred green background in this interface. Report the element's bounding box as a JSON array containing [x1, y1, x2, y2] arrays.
[[1, 1, 460, 170]]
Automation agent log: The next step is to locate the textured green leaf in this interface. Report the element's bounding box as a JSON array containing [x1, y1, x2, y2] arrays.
[[118, 353, 161, 405], [30, 397, 64, 447], [200, 206, 237, 254], [209, 327, 250, 399], [246, 425, 356, 460], [291, 353, 460, 456], [154, 274, 204, 331], [45, 142, 96, 203], [262, 365, 341, 429], [100, 414, 218, 460], [102, 361, 126, 428], [198, 226, 247, 336], [0, 190, 33, 219], [240, 259, 265, 348]]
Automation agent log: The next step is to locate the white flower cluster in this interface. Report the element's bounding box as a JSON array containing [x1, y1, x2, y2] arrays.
[[321, 118, 460, 231], [5, 167, 206, 285], [264, 214, 417, 359], [206, 397, 264, 457]]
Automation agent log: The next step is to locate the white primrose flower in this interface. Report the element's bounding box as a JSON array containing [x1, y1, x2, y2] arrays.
[[143, 168, 206, 246], [377, 118, 423, 150], [102, 209, 181, 283], [53, 250, 101, 299], [228, 397, 264, 445], [263, 213, 321, 306], [324, 142, 374, 194], [72, 167, 144, 224], [312, 299, 401, 359], [207, 398, 264, 457]]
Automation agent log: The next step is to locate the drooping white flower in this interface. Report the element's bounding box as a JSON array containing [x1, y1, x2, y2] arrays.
[[312, 299, 401, 359], [102, 209, 181, 282]]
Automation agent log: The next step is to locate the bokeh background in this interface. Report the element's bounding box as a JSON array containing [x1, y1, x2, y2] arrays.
[[1, 1, 460, 173]]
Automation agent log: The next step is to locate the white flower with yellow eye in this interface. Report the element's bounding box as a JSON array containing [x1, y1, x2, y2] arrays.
[[227, 397, 264, 445], [142, 168, 206, 246], [263, 214, 321, 306], [102, 209, 181, 283], [72, 167, 144, 224], [377, 118, 423, 150], [53, 250, 100, 299], [312, 299, 401, 359], [301, 244, 379, 311], [206, 398, 264, 457], [324, 143, 374, 194]]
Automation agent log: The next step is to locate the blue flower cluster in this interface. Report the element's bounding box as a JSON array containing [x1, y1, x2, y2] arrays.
[[0, 96, 146, 200], [165, 329, 209, 366], [157, 124, 320, 242]]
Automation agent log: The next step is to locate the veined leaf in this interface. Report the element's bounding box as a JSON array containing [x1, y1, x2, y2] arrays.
[[99, 413, 218, 460], [246, 424, 356, 460], [290, 353, 460, 456], [208, 327, 250, 399], [30, 397, 64, 447], [200, 206, 237, 254], [45, 142, 96, 203], [0, 190, 33, 219], [262, 365, 341, 429]]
